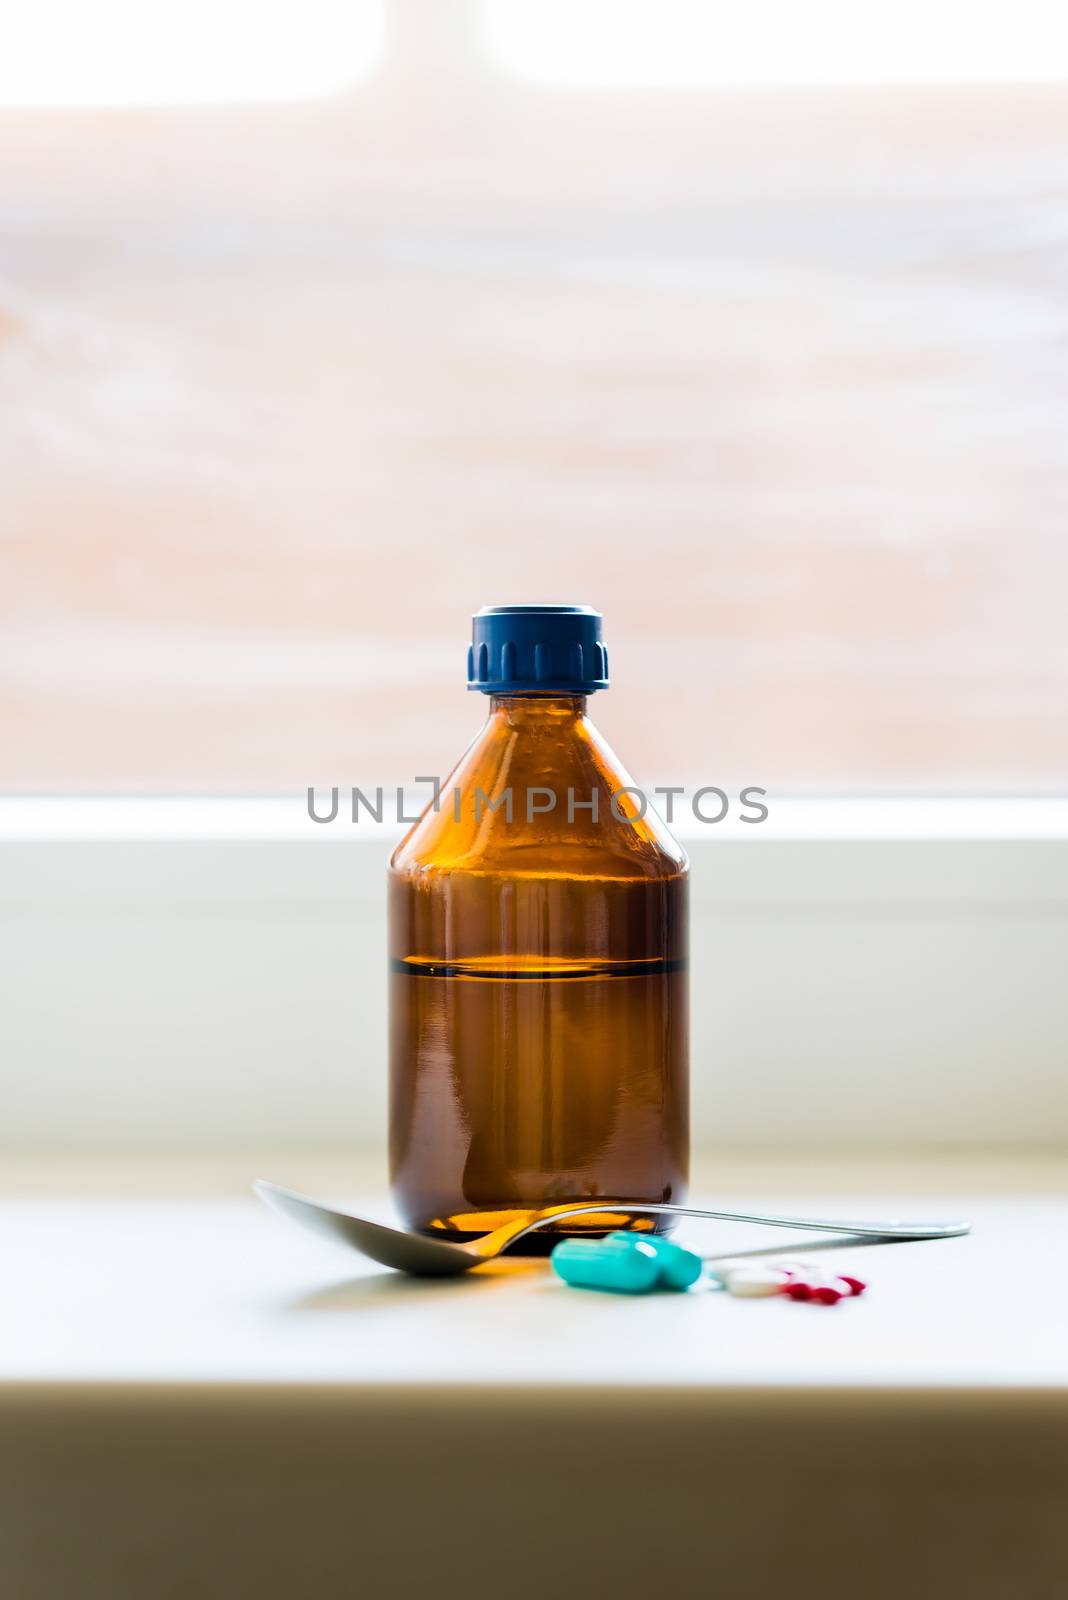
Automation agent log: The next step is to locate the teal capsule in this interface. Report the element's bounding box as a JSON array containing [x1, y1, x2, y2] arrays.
[[550, 1237, 661, 1294], [607, 1231, 703, 1290]]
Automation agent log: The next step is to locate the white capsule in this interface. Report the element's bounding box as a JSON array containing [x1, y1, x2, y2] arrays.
[[704, 1258, 753, 1285], [725, 1267, 791, 1298]]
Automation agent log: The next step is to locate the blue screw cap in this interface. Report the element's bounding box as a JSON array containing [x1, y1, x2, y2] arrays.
[[467, 604, 609, 695]]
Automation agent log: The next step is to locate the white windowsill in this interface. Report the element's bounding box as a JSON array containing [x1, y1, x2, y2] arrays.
[[5, 1150, 1066, 1598]]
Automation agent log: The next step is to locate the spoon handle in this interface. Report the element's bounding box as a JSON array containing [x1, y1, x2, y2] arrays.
[[500, 1201, 970, 1252]]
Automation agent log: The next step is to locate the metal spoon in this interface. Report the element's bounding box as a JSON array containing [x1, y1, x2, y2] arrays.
[[254, 1180, 971, 1277]]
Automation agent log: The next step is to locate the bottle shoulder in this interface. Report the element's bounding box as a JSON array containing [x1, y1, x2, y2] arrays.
[[390, 707, 687, 883]]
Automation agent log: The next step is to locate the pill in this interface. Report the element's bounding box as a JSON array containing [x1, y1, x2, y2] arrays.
[[704, 1258, 752, 1286], [810, 1283, 845, 1305], [838, 1275, 867, 1297], [784, 1274, 851, 1305], [725, 1267, 791, 1298], [606, 1232, 703, 1291], [551, 1237, 661, 1294]]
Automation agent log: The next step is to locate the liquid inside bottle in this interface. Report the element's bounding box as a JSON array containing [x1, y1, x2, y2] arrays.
[[389, 606, 689, 1249]]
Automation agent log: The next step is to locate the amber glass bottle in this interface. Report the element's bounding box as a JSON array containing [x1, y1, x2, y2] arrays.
[[389, 605, 688, 1248]]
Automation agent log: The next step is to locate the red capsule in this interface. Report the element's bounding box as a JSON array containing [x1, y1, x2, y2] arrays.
[[785, 1281, 813, 1301], [811, 1284, 845, 1305], [838, 1275, 867, 1297]]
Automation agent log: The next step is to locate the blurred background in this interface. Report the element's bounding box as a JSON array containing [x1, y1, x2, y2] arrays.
[[2, 0, 1065, 798]]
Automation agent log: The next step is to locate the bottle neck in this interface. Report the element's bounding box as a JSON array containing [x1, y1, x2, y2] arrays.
[[489, 694, 588, 726]]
